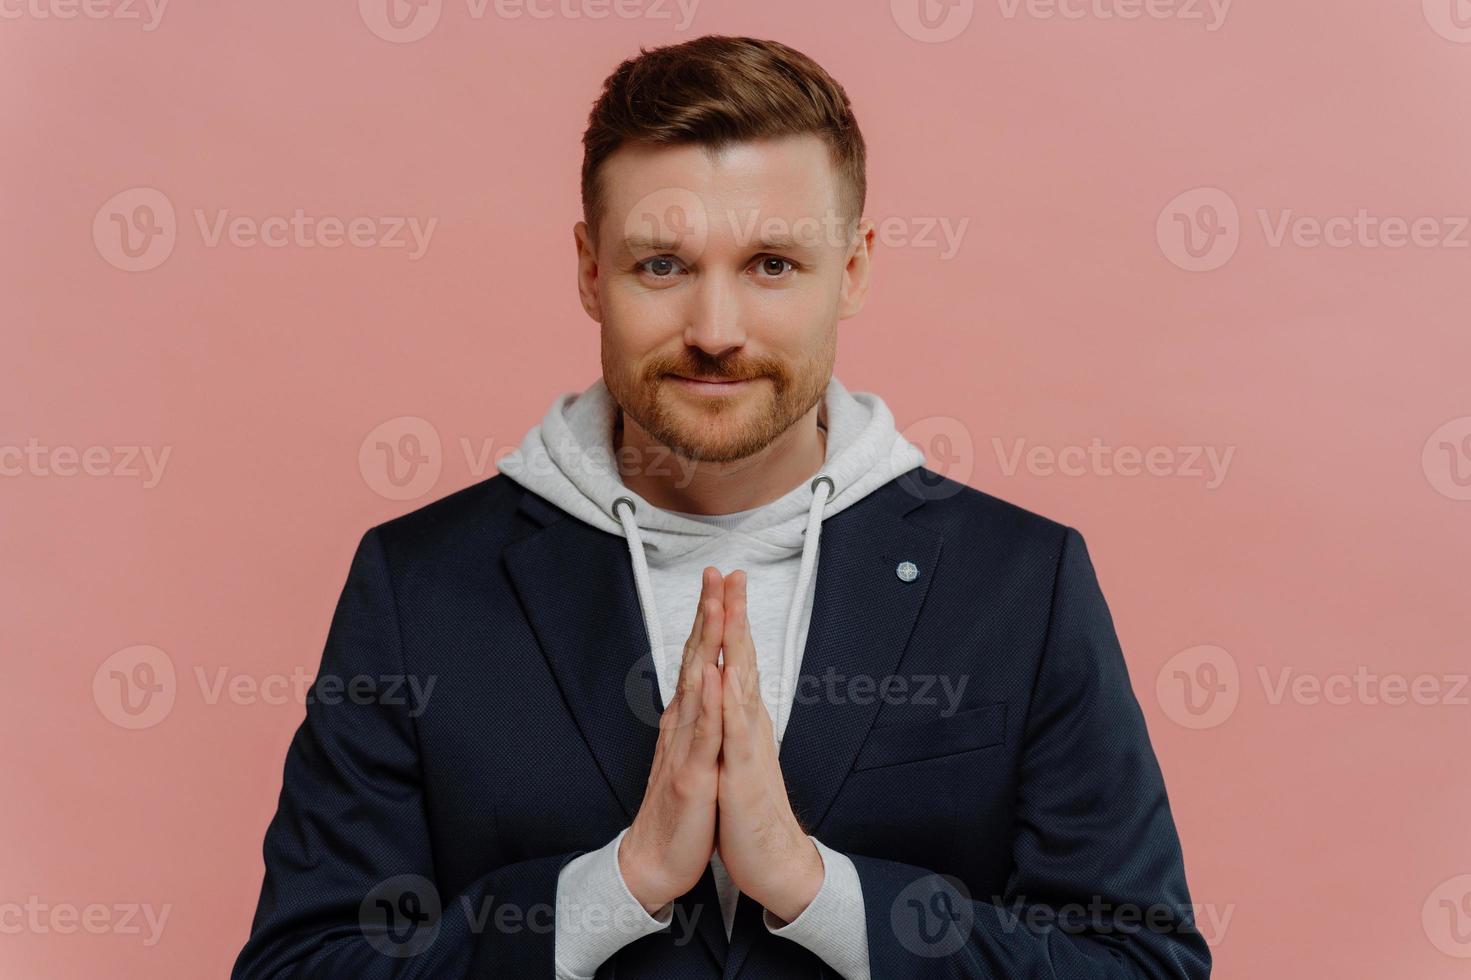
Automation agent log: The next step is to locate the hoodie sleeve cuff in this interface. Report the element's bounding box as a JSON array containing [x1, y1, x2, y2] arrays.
[[762, 836, 871, 980], [554, 827, 674, 980]]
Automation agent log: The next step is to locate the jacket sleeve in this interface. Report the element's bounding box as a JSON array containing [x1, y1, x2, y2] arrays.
[[850, 526, 1213, 980], [232, 527, 581, 978]]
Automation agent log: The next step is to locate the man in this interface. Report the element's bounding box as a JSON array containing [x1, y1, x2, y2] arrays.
[[234, 35, 1211, 980]]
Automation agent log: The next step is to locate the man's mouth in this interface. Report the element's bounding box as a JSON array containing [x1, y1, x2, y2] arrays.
[[668, 374, 759, 395]]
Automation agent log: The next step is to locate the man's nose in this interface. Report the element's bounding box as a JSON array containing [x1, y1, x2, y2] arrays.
[[682, 271, 745, 359]]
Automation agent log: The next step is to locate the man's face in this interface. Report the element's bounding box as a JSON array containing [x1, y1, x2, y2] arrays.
[[575, 133, 873, 463]]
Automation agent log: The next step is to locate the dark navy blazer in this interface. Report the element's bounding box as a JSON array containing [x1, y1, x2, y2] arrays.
[[234, 469, 1212, 979]]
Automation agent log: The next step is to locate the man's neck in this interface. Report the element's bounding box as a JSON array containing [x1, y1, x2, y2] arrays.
[[614, 405, 828, 517]]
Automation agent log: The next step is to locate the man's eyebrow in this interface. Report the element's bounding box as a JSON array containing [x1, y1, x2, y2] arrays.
[[749, 234, 818, 251], [622, 236, 684, 252], [621, 234, 820, 252]]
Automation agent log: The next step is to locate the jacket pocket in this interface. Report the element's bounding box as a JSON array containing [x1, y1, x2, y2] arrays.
[[852, 701, 1007, 771]]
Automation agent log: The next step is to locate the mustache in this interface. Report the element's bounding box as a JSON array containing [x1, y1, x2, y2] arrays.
[[651, 356, 779, 383]]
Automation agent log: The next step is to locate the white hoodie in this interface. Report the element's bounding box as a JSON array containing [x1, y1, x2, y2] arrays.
[[496, 373, 925, 980]]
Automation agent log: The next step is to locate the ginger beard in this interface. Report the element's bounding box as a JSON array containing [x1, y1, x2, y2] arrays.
[[603, 330, 834, 464]]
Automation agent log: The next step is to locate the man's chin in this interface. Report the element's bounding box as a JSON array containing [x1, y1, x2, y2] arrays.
[[651, 409, 779, 464], [658, 424, 760, 464]]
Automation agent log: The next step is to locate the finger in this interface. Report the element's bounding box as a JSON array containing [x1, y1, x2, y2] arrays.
[[722, 570, 759, 708], [673, 568, 718, 707], [675, 568, 714, 689], [694, 567, 724, 670], [688, 569, 727, 674], [689, 662, 723, 768], [722, 647, 751, 754], [674, 571, 724, 737], [673, 635, 706, 732]]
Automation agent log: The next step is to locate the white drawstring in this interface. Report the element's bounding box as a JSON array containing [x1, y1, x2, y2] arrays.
[[610, 477, 834, 743], [775, 475, 832, 743], [613, 495, 668, 704]]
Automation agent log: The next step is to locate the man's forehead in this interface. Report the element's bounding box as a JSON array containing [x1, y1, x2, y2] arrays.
[[600, 134, 844, 249]]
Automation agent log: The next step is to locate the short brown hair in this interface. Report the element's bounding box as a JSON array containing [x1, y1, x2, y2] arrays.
[[580, 35, 867, 243]]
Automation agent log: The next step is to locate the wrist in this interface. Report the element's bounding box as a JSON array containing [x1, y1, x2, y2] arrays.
[[617, 831, 671, 914], [754, 837, 824, 925]]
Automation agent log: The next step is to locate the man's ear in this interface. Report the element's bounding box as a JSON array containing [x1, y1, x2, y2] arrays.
[[837, 217, 875, 320], [573, 220, 603, 322]]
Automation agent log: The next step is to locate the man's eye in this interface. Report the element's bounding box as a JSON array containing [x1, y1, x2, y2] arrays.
[[639, 256, 683, 278], [754, 256, 794, 278]]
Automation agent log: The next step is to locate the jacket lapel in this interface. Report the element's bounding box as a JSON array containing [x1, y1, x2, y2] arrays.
[[504, 492, 659, 822], [723, 479, 942, 980], [502, 490, 729, 969]]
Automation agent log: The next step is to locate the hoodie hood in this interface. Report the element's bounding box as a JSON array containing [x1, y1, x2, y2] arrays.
[[497, 373, 925, 560], [497, 373, 926, 740]]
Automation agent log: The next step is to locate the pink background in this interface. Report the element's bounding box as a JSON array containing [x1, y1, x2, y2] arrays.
[[3, 1, 1470, 976]]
